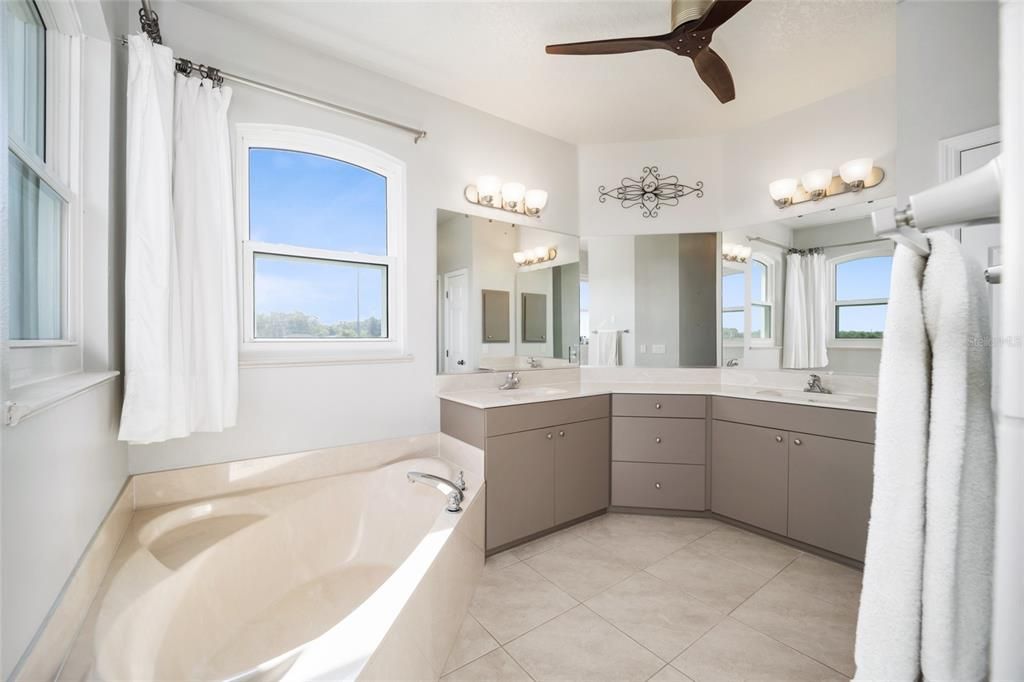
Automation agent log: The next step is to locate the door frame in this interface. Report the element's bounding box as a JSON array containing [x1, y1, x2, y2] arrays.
[[442, 268, 470, 373]]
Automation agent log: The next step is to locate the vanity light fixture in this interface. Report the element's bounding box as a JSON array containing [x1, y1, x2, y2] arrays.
[[512, 246, 558, 266], [465, 177, 549, 218], [722, 243, 752, 263], [769, 159, 885, 209]]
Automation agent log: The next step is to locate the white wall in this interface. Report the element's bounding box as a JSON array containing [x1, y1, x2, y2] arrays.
[[473, 218, 517, 366], [585, 236, 636, 366], [128, 1, 579, 473]]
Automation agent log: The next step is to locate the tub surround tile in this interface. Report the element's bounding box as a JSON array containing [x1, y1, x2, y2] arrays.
[[441, 648, 533, 682], [731, 580, 858, 676], [14, 482, 133, 681], [443, 615, 500, 675], [504, 606, 664, 682], [770, 554, 864, 611], [440, 433, 487, 477], [688, 526, 802, 577], [524, 536, 637, 601], [585, 572, 725, 661], [133, 433, 448, 508], [469, 561, 578, 644], [645, 546, 771, 613], [672, 618, 846, 681]]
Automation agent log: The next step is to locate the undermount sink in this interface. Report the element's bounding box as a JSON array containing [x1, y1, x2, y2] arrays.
[[754, 388, 854, 404]]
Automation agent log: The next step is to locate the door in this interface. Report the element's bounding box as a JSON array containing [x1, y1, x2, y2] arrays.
[[443, 269, 469, 372], [787, 432, 874, 560], [485, 428, 555, 550], [711, 420, 789, 535], [554, 418, 610, 525]]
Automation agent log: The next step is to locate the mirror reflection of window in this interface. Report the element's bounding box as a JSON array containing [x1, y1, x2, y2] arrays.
[[722, 269, 744, 342], [750, 258, 772, 341], [833, 255, 892, 341]]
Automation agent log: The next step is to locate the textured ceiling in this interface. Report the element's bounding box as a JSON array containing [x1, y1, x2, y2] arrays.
[[186, 0, 897, 144]]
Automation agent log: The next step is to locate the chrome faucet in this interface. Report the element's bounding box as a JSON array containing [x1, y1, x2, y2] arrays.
[[804, 374, 832, 394], [498, 371, 521, 390], [407, 471, 465, 513], [726, 358, 740, 367], [527, 357, 541, 368]]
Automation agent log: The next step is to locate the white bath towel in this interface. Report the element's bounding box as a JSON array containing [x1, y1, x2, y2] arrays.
[[854, 244, 930, 680], [596, 330, 621, 366], [920, 231, 996, 681]]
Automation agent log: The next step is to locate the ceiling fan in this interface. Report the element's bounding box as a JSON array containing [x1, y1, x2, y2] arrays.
[[545, 0, 751, 104]]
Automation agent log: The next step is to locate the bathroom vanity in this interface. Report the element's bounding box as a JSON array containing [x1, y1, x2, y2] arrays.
[[441, 387, 875, 562]]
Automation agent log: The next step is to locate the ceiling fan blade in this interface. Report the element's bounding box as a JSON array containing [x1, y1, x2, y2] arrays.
[[692, 47, 736, 103], [694, 0, 752, 32], [546, 36, 665, 56]]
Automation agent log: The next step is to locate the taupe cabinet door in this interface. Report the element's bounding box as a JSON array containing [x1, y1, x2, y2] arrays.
[[788, 432, 874, 560], [711, 420, 789, 536], [554, 418, 610, 525], [486, 428, 555, 549]]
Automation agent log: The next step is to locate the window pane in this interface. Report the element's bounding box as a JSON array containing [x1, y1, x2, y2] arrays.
[[249, 148, 387, 256], [751, 259, 768, 302], [722, 310, 744, 340], [722, 271, 744, 308], [4, 0, 46, 158], [9, 153, 63, 340], [836, 303, 886, 339], [836, 256, 892, 301], [254, 253, 387, 339], [751, 304, 771, 339]]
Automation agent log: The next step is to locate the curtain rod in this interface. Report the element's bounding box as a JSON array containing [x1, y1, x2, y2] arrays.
[[123, 3, 427, 143], [747, 235, 889, 251]]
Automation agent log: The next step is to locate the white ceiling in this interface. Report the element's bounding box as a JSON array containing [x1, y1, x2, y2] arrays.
[[187, 0, 897, 144]]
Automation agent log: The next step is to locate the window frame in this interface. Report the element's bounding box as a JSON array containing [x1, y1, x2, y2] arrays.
[[827, 246, 894, 349], [747, 255, 775, 347], [235, 123, 407, 366], [721, 267, 745, 347], [6, 0, 85, 387]]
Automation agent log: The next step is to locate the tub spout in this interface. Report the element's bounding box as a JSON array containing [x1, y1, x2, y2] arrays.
[[407, 471, 464, 513]]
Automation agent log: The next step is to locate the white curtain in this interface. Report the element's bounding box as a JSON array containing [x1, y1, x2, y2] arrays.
[[782, 250, 829, 369], [119, 36, 237, 444]]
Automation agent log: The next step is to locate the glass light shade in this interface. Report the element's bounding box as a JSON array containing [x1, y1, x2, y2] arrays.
[[501, 182, 526, 203], [839, 158, 874, 184], [801, 169, 833, 193], [513, 251, 527, 264], [475, 175, 502, 199], [740, 245, 752, 261], [525, 189, 549, 211], [768, 178, 798, 201], [532, 246, 548, 260]]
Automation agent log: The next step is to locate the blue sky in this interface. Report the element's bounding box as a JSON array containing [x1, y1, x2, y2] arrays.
[[250, 148, 387, 325]]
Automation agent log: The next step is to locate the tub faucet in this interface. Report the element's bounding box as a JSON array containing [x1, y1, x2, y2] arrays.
[[407, 471, 464, 513], [804, 374, 832, 394], [498, 371, 520, 390], [527, 356, 541, 368]]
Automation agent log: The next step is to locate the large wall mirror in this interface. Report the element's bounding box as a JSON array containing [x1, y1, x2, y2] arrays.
[[579, 198, 895, 375], [437, 210, 581, 374]]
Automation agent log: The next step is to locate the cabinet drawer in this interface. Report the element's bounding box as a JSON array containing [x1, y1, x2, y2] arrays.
[[487, 395, 610, 436], [612, 394, 706, 419], [612, 462, 705, 510], [711, 397, 875, 444], [612, 417, 706, 464]]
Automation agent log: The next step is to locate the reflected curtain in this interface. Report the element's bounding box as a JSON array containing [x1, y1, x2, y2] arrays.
[[782, 249, 829, 369], [119, 36, 237, 443]]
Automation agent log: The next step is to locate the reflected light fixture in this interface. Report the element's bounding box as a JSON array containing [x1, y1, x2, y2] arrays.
[[512, 246, 558, 266], [768, 158, 884, 209], [722, 243, 752, 263], [465, 176, 549, 218]]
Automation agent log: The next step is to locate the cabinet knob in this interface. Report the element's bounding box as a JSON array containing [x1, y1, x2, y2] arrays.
[[546, 433, 553, 440], [655, 437, 662, 444], [775, 435, 783, 443], [559, 430, 565, 438], [794, 438, 803, 446], [654, 482, 662, 489], [655, 402, 662, 409]]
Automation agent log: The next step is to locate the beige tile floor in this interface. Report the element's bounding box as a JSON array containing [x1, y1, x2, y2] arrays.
[[442, 513, 862, 682]]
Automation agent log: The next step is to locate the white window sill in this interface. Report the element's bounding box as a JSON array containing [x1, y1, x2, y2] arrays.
[[5, 370, 120, 426], [239, 353, 414, 369]]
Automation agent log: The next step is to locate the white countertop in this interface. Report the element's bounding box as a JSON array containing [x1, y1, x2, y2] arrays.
[[437, 380, 877, 413]]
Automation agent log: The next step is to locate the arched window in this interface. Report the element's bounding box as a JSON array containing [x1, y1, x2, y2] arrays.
[[237, 124, 406, 364], [829, 251, 892, 346]]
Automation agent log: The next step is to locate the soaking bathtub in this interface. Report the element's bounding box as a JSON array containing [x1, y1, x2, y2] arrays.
[[68, 456, 484, 681]]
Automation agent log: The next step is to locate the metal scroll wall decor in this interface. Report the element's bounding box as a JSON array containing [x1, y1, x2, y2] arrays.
[[598, 166, 703, 218]]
